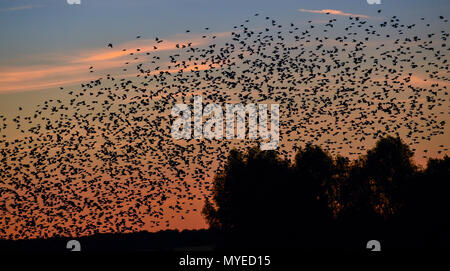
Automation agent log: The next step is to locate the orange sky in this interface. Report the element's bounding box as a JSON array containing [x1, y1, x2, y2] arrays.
[[1, 5, 449, 240]]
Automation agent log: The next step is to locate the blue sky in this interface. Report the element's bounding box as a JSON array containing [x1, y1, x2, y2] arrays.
[[0, 0, 449, 92], [1, 0, 449, 61]]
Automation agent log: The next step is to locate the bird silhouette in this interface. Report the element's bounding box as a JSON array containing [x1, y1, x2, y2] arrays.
[[0, 11, 448, 240]]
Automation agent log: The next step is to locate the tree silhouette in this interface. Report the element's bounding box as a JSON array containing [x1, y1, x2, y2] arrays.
[[403, 155, 450, 247], [362, 136, 416, 218], [203, 145, 340, 247], [203, 136, 450, 249], [294, 144, 334, 208], [292, 144, 336, 246], [202, 147, 293, 247]]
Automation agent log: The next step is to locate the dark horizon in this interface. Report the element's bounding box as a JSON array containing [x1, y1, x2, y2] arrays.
[[0, 1, 449, 253], [1, 135, 449, 251]]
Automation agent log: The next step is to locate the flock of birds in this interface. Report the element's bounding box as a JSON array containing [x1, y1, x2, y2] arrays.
[[0, 11, 449, 240]]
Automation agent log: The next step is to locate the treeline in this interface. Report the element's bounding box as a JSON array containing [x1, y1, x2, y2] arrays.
[[203, 136, 450, 249], [0, 229, 218, 252]]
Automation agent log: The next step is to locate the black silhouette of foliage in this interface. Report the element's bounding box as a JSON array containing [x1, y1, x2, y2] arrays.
[[202, 147, 293, 246], [294, 144, 335, 224], [363, 136, 416, 217], [203, 136, 450, 249], [0, 136, 448, 250]]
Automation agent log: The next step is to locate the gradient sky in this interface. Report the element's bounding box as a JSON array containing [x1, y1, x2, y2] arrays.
[[1, 0, 449, 239], [1, 0, 449, 93]]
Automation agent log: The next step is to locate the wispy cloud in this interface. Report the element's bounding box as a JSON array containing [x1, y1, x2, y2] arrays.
[[0, 5, 43, 12], [298, 9, 370, 19], [0, 31, 230, 93], [73, 31, 230, 64], [74, 39, 201, 64]]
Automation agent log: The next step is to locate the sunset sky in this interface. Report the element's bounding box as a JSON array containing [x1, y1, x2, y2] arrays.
[[1, 0, 449, 93], [1, 0, 448, 153], [0, 0, 449, 239]]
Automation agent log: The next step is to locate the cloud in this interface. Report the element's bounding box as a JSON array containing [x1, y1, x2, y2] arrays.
[[74, 39, 202, 64], [406, 75, 450, 88], [0, 31, 230, 93], [0, 5, 43, 12], [298, 9, 370, 19], [73, 31, 230, 64]]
